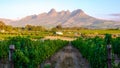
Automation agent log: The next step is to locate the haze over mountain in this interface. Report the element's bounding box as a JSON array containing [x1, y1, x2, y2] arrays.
[[0, 18, 13, 25], [0, 9, 120, 29]]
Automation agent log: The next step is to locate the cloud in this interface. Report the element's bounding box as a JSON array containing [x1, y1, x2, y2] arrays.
[[109, 13, 120, 16]]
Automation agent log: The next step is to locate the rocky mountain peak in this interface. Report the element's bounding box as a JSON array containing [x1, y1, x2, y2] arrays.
[[66, 10, 70, 14], [48, 8, 56, 14], [59, 10, 70, 15], [71, 9, 85, 16], [48, 8, 57, 16], [1, 9, 118, 29]]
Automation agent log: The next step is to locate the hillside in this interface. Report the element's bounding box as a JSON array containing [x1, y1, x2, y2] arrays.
[[0, 9, 120, 29], [0, 18, 13, 25]]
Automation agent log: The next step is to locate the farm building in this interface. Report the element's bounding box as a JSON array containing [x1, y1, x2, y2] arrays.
[[55, 32, 63, 35]]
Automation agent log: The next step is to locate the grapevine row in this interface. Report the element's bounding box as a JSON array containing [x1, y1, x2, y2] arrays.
[[0, 36, 68, 68]]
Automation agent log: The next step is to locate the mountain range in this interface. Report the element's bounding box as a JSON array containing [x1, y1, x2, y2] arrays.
[[0, 9, 120, 29]]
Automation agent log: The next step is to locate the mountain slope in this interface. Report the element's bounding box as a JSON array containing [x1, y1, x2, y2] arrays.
[[0, 9, 120, 29], [0, 18, 13, 25]]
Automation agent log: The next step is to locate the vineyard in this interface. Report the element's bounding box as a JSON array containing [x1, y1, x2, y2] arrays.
[[0, 36, 68, 68], [0, 34, 120, 68], [72, 34, 120, 68]]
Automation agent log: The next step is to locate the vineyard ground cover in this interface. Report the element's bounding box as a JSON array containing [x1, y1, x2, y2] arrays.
[[44, 42, 90, 68], [1, 35, 120, 68], [0, 36, 68, 68]]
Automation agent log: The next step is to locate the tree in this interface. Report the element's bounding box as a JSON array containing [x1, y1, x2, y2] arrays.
[[56, 24, 62, 29], [0, 21, 6, 30], [25, 24, 33, 31], [25, 24, 46, 31]]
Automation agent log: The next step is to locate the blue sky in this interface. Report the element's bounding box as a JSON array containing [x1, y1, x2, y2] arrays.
[[0, 0, 120, 20]]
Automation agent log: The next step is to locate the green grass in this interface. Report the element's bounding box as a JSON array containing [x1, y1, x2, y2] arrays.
[[0, 29, 120, 40]]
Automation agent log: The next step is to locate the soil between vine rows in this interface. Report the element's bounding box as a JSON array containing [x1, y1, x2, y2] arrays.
[[45, 42, 90, 68]]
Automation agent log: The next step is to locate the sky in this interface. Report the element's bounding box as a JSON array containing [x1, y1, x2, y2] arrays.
[[0, 0, 120, 20]]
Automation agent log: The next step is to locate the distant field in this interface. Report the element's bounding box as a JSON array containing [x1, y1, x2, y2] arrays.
[[0, 29, 120, 40], [43, 36, 76, 41]]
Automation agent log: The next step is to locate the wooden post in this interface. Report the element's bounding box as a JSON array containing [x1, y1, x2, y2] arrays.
[[107, 44, 112, 68], [9, 45, 15, 68], [105, 34, 112, 68], [40, 61, 45, 68]]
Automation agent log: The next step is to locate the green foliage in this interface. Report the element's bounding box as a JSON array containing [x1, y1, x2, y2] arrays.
[[112, 37, 120, 57], [105, 34, 112, 45], [0, 36, 68, 68], [1, 35, 120, 68], [0, 40, 9, 62], [25, 24, 46, 31], [72, 36, 107, 68], [72, 35, 120, 68]]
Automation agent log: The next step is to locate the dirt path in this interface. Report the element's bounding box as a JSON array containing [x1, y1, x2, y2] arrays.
[[45, 42, 90, 68]]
